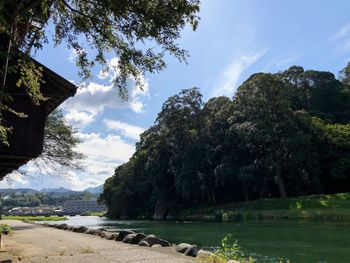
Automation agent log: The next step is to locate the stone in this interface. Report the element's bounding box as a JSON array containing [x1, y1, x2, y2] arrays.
[[139, 235, 171, 247], [66, 226, 74, 231], [175, 243, 192, 254], [92, 230, 102, 236], [184, 245, 198, 257], [129, 233, 146, 244], [197, 250, 213, 260], [138, 241, 150, 247], [227, 260, 241, 263], [122, 233, 137, 243], [151, 244, 162, 248], [57, 223, 68, 229], [84, 228, 95, 234], [115, 230, 135, 241], [99, 231, 108, 238], [77, 226, 88, 233]]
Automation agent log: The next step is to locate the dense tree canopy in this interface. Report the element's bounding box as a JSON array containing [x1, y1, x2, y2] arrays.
[[100, 66, 350, 219]]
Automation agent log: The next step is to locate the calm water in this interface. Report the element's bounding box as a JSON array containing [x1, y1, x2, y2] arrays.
[[43, 216, 350, 263]]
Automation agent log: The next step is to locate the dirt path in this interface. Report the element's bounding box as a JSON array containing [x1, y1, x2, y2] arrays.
[[1, 220, 195, 263]]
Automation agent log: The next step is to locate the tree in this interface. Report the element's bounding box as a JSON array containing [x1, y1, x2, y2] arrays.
[[231, 73, 319, 198], [38, 110, 84, 169], [0, 0, 201, 144], [13, 110, 84, 175]]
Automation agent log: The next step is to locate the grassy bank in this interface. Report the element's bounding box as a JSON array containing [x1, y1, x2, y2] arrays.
[[80, 211, 106, 217], [179, 192, 350, 221], [2, 216, 68, 222]]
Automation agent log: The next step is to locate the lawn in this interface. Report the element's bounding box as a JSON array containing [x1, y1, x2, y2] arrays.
[[180, 192, 350, 221], [2, 216, 67, 221]]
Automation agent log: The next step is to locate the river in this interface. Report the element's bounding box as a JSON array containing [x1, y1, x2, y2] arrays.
[[42, 216, 350, 263]]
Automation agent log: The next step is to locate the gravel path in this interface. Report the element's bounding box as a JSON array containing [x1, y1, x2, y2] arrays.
[[1, 220, 195, 263]]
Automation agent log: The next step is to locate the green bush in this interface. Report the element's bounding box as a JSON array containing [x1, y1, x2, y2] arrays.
[[212, 234, 254, 263], [0, 224, 12, 235]]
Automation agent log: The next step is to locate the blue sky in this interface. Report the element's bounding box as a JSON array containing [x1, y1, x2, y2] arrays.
[[2, 0, 350, 190]]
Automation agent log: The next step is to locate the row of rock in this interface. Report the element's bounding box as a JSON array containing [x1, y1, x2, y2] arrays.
[[43, 223, 171, 248], [175, 242, 213, 258], [43, 223, 218, 261]]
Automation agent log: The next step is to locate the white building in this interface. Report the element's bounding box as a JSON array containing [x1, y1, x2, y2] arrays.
[[63, 199, 107, 215]]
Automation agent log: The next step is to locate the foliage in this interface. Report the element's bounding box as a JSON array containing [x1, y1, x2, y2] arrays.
[[3, 216, 67, 221], [0, 0, 201, 144], [211, 235, 254, 263], [38, 110, 85, 169], [180, 192, 350, 221], [101, 65, 350, 219], [2, 191, 94, 208], [0, 223, 12, 234]]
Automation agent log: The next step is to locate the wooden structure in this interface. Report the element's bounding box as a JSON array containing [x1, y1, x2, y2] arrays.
[[0, 59, 77, 179]]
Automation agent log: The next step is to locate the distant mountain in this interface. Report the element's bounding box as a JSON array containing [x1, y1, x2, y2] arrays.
[[40, 187, 73, 193], [0, 188, 38, 195], [0, 185, 103, 197], [83, 185, 103, 194]]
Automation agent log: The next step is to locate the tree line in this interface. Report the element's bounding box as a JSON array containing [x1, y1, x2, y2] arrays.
[[2, 191, 94, 208], [100, 65, 350, 219]]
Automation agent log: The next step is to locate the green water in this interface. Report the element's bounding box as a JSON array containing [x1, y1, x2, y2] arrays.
[[50, 216, 350, 263]]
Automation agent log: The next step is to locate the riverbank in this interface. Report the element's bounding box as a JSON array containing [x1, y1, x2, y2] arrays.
[[178, 192, 350, 221], [1, 220, 196, 263], [2, 216, 67, 221]]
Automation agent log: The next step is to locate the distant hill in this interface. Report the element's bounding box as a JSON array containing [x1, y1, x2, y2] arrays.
[[83, 185, 103, 194], [0, 188, 37, 195], [0, 185, 104, 197], [40, 187, 74, 193]]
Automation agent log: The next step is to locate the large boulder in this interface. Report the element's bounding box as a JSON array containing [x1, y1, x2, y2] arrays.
[[138, 241, 150, 247], [151, 244, 162, 248], [140, 235, 170, 247], [77, 226, 88, 233], [139, 235, 171, 247], [57, 223, 68, 229], [92, 230, 102, 236], [129, 233, 146, 244], [175, 243, 192, 254], [184, 245, 198, 257], [116, 230, 135, 241], [106, 233, 118, 240], [197, 250, 213, 260], [99, 231, 109, 238], [122, 233, 136, 243], [72, 226, 80, 232], [84, 228, 95, 235]]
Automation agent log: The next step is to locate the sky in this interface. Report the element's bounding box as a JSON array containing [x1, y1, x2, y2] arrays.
[[2, 0, 350, 190]]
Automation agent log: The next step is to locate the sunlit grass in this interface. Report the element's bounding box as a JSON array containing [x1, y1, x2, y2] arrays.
[[2, 216, 67, 221], [180, 192, 350, 221]]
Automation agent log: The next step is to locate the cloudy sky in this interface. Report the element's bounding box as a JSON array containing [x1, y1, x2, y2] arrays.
[[2, 0, 350, 190]]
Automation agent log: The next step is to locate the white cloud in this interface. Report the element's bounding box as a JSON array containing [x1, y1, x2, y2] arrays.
[[64, 110, 95, 127], [76, 132, 134, 175], [0, 131, 136, 190], [104, 119, 145, 140], [333, 23, 350, 52], [63, 57, 149, 127], [334, 23, 350, 40], [211, 50, 266, 97]]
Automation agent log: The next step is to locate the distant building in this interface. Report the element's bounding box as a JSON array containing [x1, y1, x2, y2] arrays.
[[63, 199, 107, 215]]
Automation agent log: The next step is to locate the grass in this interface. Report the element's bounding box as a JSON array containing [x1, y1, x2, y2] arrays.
[[80, 211, 106, 217], [0, 224, 12, 234], [2, 216, 68, 222], [180, 192, 350, 221]]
